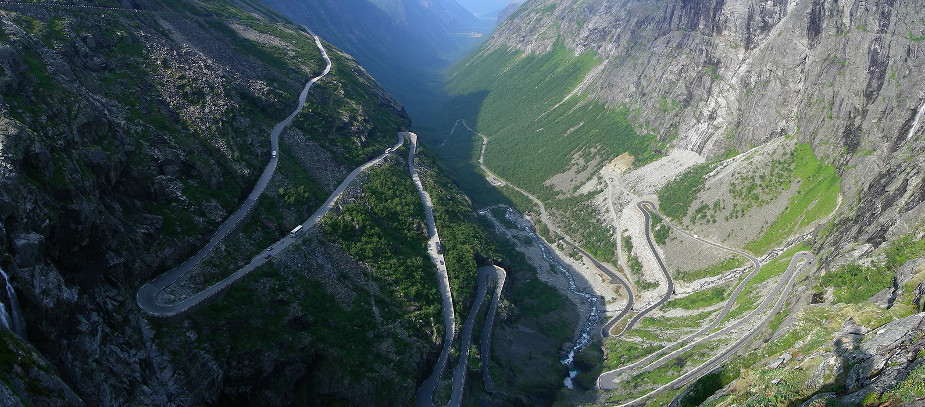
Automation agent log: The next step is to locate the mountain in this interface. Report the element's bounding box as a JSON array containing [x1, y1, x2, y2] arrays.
[[3, 0, 924, 405], [260, 0, 493, 118], [496, 1, 522, 22], [0, 0, 575, 404], [456, 0, 515, 19], [429, 0, 925, 404]]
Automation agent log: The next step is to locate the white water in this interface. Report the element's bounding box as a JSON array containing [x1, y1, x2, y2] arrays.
[[0, 303, 11, 331], [0, 267, 25, 338], [502, 207, 601, 388], [906, 99, 925, 141]]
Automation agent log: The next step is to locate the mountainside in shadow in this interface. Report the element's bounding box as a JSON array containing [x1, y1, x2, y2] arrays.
[[0, 0, 435, 404], [0, 0, 576, 405], [261, 0, 492, 118]]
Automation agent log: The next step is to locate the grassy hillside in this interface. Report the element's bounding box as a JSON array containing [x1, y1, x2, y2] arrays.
[[445, 44, 660, 202], [745, 143, 841, 253]]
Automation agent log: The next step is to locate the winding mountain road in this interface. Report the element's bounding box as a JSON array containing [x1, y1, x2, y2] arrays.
[[610, 202, 675, 336], [607, 252, 814, 405], [480, 266, 506, 395], [137, 37, 403, 317], [136, 34, 333, 316], [466, 119, 634, 338], [597, 203, 765, 382], [412, 133, 506, 407], [410, 131, 458, 407], [447, 266, 506, 405]]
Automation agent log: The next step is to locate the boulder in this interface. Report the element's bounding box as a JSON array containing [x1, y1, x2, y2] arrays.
[[24, 142, 54, 180], [13, 233, 43, 268], [896, 259, 925, 289], [914, 281, 925, 312]]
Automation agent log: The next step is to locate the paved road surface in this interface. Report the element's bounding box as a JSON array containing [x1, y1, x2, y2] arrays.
[[599, 203, 766, 382], [137, 37, 404, 316], [609, 252, 814, 405], [610, 202, 675, 336], [555, 237, 633, 338], [410, 132, 459, 407], [410, 132, 507, 406], [480, 266, 506, 394], [446, 266, 506, 405]]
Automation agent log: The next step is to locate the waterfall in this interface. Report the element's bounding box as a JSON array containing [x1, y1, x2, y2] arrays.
[[0, 267, 26, 338], [906, 99, 925, 142]]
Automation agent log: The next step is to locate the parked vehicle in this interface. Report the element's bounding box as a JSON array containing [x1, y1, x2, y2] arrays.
[[290, 225, 303, 236]]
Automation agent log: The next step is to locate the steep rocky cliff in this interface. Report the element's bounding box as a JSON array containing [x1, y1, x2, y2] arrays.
[[433, 0, 925, 404], [0, 0, 461, 404], [446, 0, 925, 270]]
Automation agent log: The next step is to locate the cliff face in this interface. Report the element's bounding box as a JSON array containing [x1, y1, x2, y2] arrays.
[[488, 0, 925, 160], [442, 1, 925, 404], [456, 0, 925, 263], [0, 0, 442, 404]]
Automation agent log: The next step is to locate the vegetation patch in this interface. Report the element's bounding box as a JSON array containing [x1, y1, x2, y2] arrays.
[[745, 143, 840, 254], [678, 256, 745, 282], [745, 242, 809, 289], [680, 305, 841, 406], [419, 150, 501, 318], [663, 284, 728, 310], [447, 44, 659, 201], [725, 149, 794, 221], [324, 161, 441, 319], [602, 338, 661, 370], [657, 161, 717, 221], [651, 214, 670, 246], [549, 192, 617, 264], [819, 235, 925, 304], [639, 309, 715, 330]]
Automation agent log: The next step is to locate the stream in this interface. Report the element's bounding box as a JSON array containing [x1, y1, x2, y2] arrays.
[[502, 207, 601, 389]]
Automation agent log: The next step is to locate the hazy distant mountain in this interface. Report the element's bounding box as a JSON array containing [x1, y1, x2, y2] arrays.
[[261, 0, 492, 117], [455, 0, 515, 18], [496, 1, 522, 22]]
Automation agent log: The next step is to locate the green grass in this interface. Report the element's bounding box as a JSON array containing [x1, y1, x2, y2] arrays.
[[745, 242, 809, 289], [638, 309, 715, 330], [723, 289, 759, 322], [819, 235, 925, 304], [446, 43, 659, 202], [602, 338, 661, 370], [663, 284, 729, 310], [657, 161, 717, 221], [609, 342, 718, 404], [719, 244, 808, 324], [745, 143, 840, 254], [678, 256, 745, 282]]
